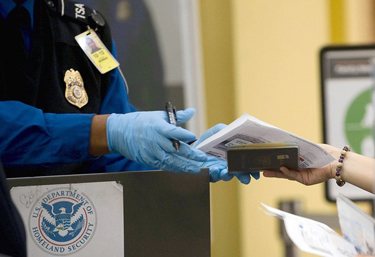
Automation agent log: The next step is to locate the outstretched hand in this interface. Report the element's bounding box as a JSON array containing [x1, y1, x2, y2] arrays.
[[263, 144, 338, 185], [263, 165, 334, 186]]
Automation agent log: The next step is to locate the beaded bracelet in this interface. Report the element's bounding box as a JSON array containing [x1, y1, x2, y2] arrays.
[[335, 145, 350, 187]]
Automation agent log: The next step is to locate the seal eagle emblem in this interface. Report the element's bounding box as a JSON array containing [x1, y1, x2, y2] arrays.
[[41, 201, 84, 237], [29, 188, 96, 255]]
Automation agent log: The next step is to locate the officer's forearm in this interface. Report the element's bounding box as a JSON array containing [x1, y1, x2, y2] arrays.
[[89, 114, 110, 156]]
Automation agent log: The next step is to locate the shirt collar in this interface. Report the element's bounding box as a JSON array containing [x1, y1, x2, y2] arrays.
[[0, 0, 35, 28]]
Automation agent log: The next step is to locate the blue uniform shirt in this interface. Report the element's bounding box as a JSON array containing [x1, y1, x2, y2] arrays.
[[0, 0, 150, 173]]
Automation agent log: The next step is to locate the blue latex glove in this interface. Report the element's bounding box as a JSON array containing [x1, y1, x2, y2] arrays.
[[195, 124, 260, 184], [107, 108, 208, 173]]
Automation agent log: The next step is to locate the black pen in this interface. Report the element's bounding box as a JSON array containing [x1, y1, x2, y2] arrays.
[[165, 102, 180, 152]]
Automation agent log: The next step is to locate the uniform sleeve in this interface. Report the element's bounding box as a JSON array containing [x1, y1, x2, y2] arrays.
[[0, 101, 95, 165]]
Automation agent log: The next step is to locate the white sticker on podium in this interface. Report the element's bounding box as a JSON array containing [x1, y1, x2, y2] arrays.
[[10, 181, 124, 256]]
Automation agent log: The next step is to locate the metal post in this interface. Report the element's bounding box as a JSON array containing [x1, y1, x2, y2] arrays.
[[278, 201, 301, 257]]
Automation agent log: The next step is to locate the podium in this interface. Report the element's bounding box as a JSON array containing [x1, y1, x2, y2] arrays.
[[7, 170, 210, 257]]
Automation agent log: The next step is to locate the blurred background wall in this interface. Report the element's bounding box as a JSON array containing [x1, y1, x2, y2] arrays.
[[199, 0, 375, 256]]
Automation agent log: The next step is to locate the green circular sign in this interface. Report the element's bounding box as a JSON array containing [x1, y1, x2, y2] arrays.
[[344, 88, 374, 156]]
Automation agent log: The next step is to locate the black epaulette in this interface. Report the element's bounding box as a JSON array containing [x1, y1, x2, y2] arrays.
[[44, 0, 106, 30]]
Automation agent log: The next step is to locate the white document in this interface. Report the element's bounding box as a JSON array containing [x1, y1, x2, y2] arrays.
[[196, 113, 335, 168], [336, 195, 375, 255], [261, 194, 375, 256], [11, 181, 124, 257]]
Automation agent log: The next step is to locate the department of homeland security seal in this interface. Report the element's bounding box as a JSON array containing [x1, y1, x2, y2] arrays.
[[29, 188, 96, 255]]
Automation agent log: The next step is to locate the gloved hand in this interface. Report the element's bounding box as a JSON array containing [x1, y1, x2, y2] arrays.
[[195, 123, 260, 184], [107, 108, 208, 173]]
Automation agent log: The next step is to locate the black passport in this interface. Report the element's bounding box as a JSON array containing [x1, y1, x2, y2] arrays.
[[227, 143, 299, 173]]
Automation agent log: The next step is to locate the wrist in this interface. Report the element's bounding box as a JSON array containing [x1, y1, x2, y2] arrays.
[[89, 114, 110, 156], [323, 145, 342, 179], [334, 145, 350, 187], [328, 161, 337, 179]]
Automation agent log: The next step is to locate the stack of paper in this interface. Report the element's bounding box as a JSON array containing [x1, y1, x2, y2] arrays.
[[196, 113, 335, 168]]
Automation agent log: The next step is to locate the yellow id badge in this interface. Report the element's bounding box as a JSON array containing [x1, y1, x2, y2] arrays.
[[75, 29, 119, 74]]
